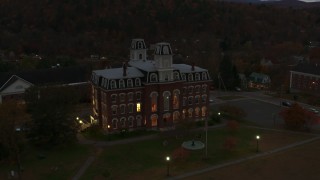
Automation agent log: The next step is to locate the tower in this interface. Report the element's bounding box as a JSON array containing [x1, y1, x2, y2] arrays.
[[154, 42, 173, 82], [130, 39, 147, 61]]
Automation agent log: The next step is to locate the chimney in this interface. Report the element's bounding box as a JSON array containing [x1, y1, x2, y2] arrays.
[[123, 62, 127, 76], [191, 62, 195, 71]]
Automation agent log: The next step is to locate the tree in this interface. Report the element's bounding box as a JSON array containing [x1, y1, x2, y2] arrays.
[[25, 86, 80, 147], [0, 102, 30, 178], [279, 103, 318, 131], [219, 53, 240, 90]]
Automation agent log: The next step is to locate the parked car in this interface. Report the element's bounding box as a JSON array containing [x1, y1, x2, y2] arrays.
[[281, 101, 292, 107], [209, 99, 214, 103], [308, 108, 319, 114]]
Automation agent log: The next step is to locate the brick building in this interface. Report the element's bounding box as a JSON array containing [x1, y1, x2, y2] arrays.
[[290, 63, 320, 94], [91, 39, 212, 133]]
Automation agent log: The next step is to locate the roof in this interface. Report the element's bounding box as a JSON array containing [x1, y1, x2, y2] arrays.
[[291, 63, 320, 76], [93, 67, 144, 79], [128, 60, 207, 73], [0, 66, 89, 89]]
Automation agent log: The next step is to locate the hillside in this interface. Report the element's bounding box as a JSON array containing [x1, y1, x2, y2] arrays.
[[0, 0, 319, 70]]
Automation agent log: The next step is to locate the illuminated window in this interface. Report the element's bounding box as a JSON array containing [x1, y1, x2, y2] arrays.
[[150, 92, 158, 112], [202, 106, 207, 117], [172, 90, 180, 109], [182, 109, 186, 119], [173, 111, 180, 123], [188, 108, 193, 118], [195, 107, 200, 117], [151, 114, 158, 127], [136, 103, 141, 112]]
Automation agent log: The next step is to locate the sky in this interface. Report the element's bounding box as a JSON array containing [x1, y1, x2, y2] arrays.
[[298, 0, 320, 2]]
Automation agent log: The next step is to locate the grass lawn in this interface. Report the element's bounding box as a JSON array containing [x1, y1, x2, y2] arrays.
[[0, 143, 91, 180], [81, 126, 314, 179]]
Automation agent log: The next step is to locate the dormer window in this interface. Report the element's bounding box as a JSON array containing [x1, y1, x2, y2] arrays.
[[111, 80, 117, 89], [174, 72, 180, 81], [195, 73, 200, 81], [188, 74, 193, 81], [202, 72, 208, 80], [127, 79, 133, 88], [181, 74, 186, 81], [135, 78, 141, 86], [119, 79, 125, 88], [150, 73, 158, 82]]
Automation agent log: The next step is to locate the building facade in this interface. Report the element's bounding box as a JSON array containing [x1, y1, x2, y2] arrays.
[[290, 63, 320, 94], [91, 39, 212, 133]]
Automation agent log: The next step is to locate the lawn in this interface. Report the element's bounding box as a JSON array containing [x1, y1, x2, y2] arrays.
[[81, 126, 314, 179], [0, 143, 91, 180], [216, 96, 245, 100]]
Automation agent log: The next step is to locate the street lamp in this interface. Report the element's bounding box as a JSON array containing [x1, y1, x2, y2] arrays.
[[166, 156, 170, 176], [256, 135, 260, 152]]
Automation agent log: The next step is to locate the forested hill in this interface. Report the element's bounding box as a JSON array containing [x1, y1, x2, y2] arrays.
[[0, 0, 319, 62]]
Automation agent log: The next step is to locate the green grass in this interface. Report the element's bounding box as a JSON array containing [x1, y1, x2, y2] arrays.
[[82, 126, 262, 179], [0, 143, 91, 180]]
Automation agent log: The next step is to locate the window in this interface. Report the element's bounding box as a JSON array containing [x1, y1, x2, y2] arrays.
[[120, 118, 126, 128], [202, 85, 207, 93], [139, 54, 142, 59], [181, 74, 186, 81], [151, 114, 158, 127], [127, 79, 133, 88], [128, 116, 134, 127], [188, 108, 193, 118], [188, 73, 193, 81], [136, 92, 141, 101], [202, 106, 207, 117], [163, 91, 171, 111], [128, 103, 134, 113], [163, 113, 170, 124], [136, 103, 141, 112], [120, 93, 125, 102], [195, 85, 200, 93], [150, 92, 158, 112], [195, 73, 200, 81], [111, 94, 117, 103], [112, 118, 118, 129], [136, 115, 142, 126], [111, 80, 117, 89], [202, 72, 208, 80], [195, 107, 200, 117], [150, 73, 158, 82], [183, 97, 187, 106], [135, 78, 141, 86], [119, 79, 125, 88], [195, 95, 200, 104], [120, 104, 126, 114], [173, 111, 180, 123], [202, 95, 207, 103], [128, 93, 133, 101], [183, 87, 187, 95], [188, 96, 193, 105], [172, 90, 180, 109], [112, 105, 117, 115], [182, 109, 186, 119], [174, 72, 180, 81], [188, 86, 193, 94]]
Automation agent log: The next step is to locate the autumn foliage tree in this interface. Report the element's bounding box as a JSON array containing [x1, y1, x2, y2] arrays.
[[279, 103, 318, 131]]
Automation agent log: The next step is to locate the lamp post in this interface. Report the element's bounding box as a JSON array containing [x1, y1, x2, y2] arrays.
[[256, 135, 260, 152], [166, 156, 170, 176]]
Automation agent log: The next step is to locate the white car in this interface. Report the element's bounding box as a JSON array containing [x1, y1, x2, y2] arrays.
[[308, 108, 319, 114]]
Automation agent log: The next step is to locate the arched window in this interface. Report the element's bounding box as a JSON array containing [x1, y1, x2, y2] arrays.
[[151, 114, 158, 127], [111, 94, 117, 103], [135, 78, 141, 86], [188, 74, 193, 81], [188, 86, 193, 94], [120, 93, 126, 102], [128, 103, 134, 113], [150, 73, 158, 82], [195, 107, 200, 117], [182, 109, 186, 119], [195, 85, 201, 93], [173, 89, 180, 109], [112, 105, 117, 115], [163, 46, 170, 54], [127, 92, 133, 101], [202, 72, 208, 80], [111, 80, 117, 89], [128, 116, 134, 127], [183, 97, 187, 106], [163, 91, 171, 111], [202, 106, 207, 117], [188, 108, 193, 118], [195, 73, 200, 81], [112, 118, 118, 129], [174, 72, 180, 81], [119, 79, 125, 88], [195, 95, 200, 104], [127, 79, 133, 88], [120, 104, 126, 114], [150, 92, 158, 112], [173, 111, 180, 123], [136, 115, 142, 127], [181, 74, 186, 81], [120, 117, 126, 128], [202, 84, 207, 93], [202, 95, 207, 103], [188, 96, 193, 105]]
